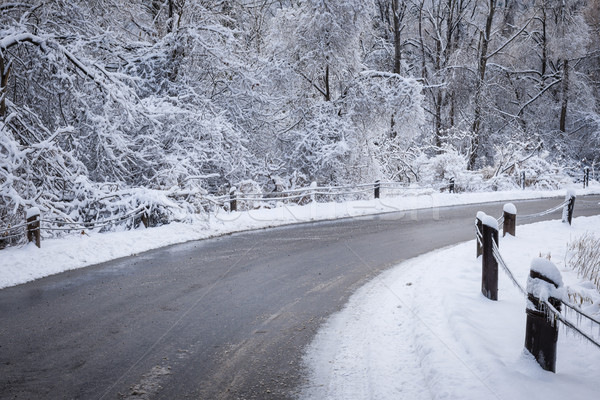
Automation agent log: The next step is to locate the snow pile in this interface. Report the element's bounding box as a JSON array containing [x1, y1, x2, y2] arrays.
[[481, 214, 499, 230], [503, 202, 517, 215], [1, 187, 600, 289], [526, 258, 565, 307], [300, 215, 600, 400]]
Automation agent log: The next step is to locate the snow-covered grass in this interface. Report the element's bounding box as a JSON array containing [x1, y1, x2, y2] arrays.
[[1, 185, 599, 290], [299, 215, 600, 400]]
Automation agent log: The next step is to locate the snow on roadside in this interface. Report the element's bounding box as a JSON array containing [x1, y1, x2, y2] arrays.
[[0, 185, 599, 290], [299, 215, 600, 400]]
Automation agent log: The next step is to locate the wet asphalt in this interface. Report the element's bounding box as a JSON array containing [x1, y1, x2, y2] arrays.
[[0, 195, 598, 399]]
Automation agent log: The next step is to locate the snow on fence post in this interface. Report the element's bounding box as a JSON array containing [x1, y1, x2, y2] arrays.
[[524, 258, 563, 373], [26, 207, 41, 248], [448, 178, 455, 193], [481, 215, 499, 300], [584, 167, 590, 188], [561, 190, 575, 225], [503, 203, 516, 237], [374, 180, 380, 199], [476, 211, 485, 258], [229, 187, 237, 212], [310, 181, 317, 203], [141, 207, 149, 228]]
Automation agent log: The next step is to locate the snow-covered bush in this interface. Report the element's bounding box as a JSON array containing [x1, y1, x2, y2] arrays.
[[490, 147, 572, 190], [567, 233, 600, 292], [416, 148, 484, 192], [565, 233, 600, 313]]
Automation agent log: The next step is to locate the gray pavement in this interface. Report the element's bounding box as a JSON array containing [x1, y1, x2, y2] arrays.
[[0, 196, 598, 399]]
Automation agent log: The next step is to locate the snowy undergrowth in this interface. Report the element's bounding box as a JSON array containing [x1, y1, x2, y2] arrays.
[[300, 215, 600, 400], [1, 186, 599, 290]]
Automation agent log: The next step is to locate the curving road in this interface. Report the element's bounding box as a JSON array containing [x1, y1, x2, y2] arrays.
[[1, 196, 599, 399]]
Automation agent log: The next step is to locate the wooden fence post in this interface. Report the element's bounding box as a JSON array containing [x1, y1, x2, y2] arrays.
[[476, 211, 485, 258], [374, 180, 380, 199], [503, 203, 516, 237], [525, 258, 563, 373], [481, 215, 498, 301], [26, 207, 41, 248], [229, 187, 237, 212], [562, 191, 575, 225], [449, 178, 455, 193], [141, 208, 149, 228], [521, 171, 526, 190], [584, 167, 590, 188]]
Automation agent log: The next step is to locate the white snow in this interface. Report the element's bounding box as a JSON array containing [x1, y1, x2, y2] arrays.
[[0, 186, 599, 290], [300, 215, 600, 400], [482, 214, 499, 230], [530, 257, 563, 288], [526, 258, 565, 308], [476, 211, 487, 221], [503, 202, 517, 215], [26, 207, 40, 219]]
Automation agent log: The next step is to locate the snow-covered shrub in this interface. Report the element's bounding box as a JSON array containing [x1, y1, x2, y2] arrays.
[[416, 148, 484, 192], [490, 148, 572, 190], [567, 233, 600, 292], [565, 233, 600, 313]]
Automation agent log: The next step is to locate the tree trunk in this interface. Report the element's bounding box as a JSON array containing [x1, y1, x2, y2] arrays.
[[392, 0, 402, 73], [468, 0, 496, 170], [0, 54, 10, 118], [324, 64, 331, 102], [559, 59, 569, 132], [541, 7, 547, 85], [434, 91, 443, 148]]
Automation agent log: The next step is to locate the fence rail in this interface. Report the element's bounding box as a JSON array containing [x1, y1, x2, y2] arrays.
[[475, 195, 600, 371], [1, 180, 458, 250]]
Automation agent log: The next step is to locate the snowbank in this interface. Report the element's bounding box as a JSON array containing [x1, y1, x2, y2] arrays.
[[300, 215, 600, 400], [0, 185, 599, 289]]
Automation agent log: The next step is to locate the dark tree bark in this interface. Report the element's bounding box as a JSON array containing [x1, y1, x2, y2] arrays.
[[559, 59, 569, 132], [469, 0, 497, 170]]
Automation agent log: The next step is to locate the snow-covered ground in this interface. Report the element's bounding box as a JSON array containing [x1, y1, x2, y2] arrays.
[[1, 185, 599, 290], [299, 214, 600, 400]]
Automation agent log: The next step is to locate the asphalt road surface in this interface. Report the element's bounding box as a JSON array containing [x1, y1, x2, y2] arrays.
[[1, 196, 599, 400]]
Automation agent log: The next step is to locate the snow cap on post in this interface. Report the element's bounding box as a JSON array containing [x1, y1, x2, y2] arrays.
[[476, 211, 486, 221], [529, 258, 563, 289], [481, 215, 498, 230], [26, 207, 40, 219], [565, 189, 576, 199], [503, 203, 517, 215]]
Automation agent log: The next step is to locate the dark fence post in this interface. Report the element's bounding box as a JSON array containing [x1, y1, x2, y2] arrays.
[[374, 180, 380, 199], [481, 216, 498, 301], [229, 187, 237, 212], [449, 178, 455, 193], [503, 203, 516, 237], [562, 191, 575, 225], [521, 171, 526, 189], [476, 211, 485, 258], [141, 208, 149, 228], [26, 207, 41, 248], [584, 167, 590, 188], [525, 258, 563, 373]]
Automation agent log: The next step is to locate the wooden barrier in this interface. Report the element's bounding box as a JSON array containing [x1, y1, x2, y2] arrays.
[[26, 207, 41, 248], [525, 258, 563, 372], [503, 203, 516, 237], [481, 215, 498, 301]]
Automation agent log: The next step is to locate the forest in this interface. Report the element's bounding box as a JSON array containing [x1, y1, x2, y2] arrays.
[[1, 0, 599, 226]]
